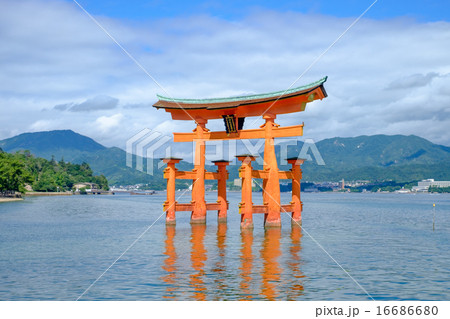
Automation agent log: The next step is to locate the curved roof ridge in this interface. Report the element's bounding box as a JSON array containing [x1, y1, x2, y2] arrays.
[[157, 76, 327, 104]]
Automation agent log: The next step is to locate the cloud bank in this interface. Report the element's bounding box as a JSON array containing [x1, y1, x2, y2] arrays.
[[1, 0, 449, 149], [54, 95, 119, 112]]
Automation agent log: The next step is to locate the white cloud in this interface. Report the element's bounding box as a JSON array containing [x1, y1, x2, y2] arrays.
[[386, 72, 439, 90], [54, 95, 119, 112], [29, 120, 55, 131], [1, 0, 450, 148], [95, 113, 124, 133]]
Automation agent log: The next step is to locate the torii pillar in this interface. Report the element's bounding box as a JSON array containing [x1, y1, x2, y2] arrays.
[[213, 160, 230, 223], [162, 157, 182, 225], [262, 113, 281, 228], [287, 157, 305, 227], [191, 118, 208, 224], [237, 155, 258, 229]]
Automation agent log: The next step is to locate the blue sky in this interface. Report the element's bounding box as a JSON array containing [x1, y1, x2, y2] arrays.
[[73, 0, 449, 22], [1, 0, 450, 153]]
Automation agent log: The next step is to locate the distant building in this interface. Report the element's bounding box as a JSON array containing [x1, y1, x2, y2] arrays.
[[412, 179, 450, 192], [233, 178, 255, 188], [73, 182, 98, 191]]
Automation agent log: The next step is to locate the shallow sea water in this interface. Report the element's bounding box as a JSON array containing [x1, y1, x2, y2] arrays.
[[0, 192, 449, 300]]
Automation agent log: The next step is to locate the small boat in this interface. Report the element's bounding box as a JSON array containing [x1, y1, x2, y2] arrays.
[[130, 190, 156, 195]]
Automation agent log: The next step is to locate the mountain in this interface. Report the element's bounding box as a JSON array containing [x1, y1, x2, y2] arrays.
[[1, 130, 449, 185], [70, 146, 195, 187], [281, 135, 450, 182], [302, 135, 450, 169], [0, 130, 168, 187], [0, 130, 105, 161]]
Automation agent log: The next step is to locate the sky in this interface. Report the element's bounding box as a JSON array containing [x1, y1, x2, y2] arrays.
[[1, 0, 450, 154]]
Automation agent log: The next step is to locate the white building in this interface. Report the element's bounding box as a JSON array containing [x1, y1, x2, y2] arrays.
[[233, 178, 255, 187], [412, 179, 450, 192]]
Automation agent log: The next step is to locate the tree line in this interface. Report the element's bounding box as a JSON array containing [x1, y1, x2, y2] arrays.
[[0, 149, 108, 192]]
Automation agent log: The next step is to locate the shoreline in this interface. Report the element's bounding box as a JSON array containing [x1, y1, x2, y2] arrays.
[[0, 197, 24, 203], [24, 191, 73, 196]]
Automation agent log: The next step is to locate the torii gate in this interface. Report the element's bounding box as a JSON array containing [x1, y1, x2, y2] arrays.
[[153, 77, 327, 229]]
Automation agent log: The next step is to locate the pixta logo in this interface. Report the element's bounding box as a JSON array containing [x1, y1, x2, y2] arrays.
[[126, 128, 172, 175], [278, 138, 325, 166], [126, 129, 325, 175], [197, 138, 325, 167]]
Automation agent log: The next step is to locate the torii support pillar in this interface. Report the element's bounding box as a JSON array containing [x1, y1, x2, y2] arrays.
[[237, 155, 258, 230], [191, 118, 208, 224], [262, 113, 281, 228], [287, 157, 305, 227], [213, 160, 230, 223], [162, 157, 182, 225]]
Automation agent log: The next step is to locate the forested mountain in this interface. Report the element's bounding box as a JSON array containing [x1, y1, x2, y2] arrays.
[[0, 150, 108, 192], [282, 135, 450, 181], [1, 130, 449, 186], [0, 130, 158, 186]]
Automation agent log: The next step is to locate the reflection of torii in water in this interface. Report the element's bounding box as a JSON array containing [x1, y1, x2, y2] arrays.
[[154, 77, 327, 228], [161, 225, 177, 300], [161, 224, 304, 300]]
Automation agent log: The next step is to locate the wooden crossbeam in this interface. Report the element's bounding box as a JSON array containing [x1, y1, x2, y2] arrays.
[[205, 203, 222, 211], [171, 203, 193, 211], [176, 169, 293, 180], [251, 205, 268, 214], [281, 204, 294, 212], [173, 124, 303, 142], [163, 170, 219, 180], [167, 202, 293, 213], [279, 171, 293, 179], [251, 170, 293, 180], [164, 202, 223, 212], [238, 203, 294, 214]]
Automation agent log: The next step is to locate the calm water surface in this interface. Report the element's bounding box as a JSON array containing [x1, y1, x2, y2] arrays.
[[0, 192, 449, 300]]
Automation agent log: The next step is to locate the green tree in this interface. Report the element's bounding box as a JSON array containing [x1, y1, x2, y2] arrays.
[[0, 153, 32, 191], [1, 150, 110, 192], [429, 186, 450, 193]]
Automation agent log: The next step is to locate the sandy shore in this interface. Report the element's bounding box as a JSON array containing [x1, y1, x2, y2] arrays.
[[0, 197, 23, 203], [24, 192, 73, 196]]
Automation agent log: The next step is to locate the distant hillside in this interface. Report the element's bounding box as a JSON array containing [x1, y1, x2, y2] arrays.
[[1, 130, 449, 185], [71, 146, 195, 187], [0, 130, 105, 161], [306, 135, 450, 169], [281, 134, 450, 181], [0, 130, 191, 188]]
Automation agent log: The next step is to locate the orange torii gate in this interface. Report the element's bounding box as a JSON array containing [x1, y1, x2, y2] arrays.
[[153, 77, 327, 229]]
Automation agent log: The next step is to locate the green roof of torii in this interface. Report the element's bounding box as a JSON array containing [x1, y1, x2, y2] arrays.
[[156, 76, 327, 105]]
